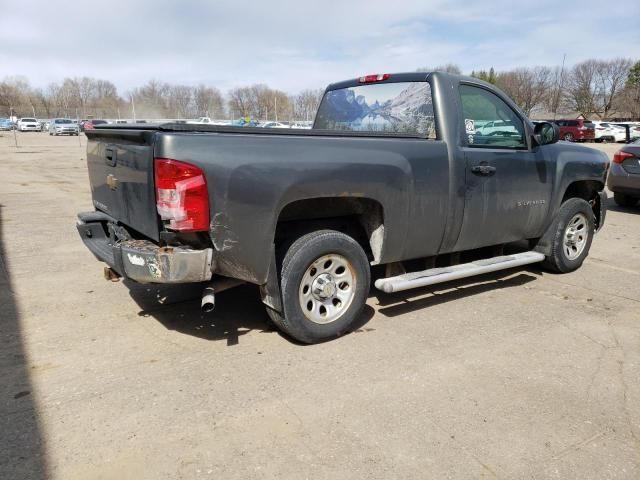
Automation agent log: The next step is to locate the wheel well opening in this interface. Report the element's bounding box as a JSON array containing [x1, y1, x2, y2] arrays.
[[562, 180, 605, 229], [275, 197, 384, 262], [562, 180, 602, 204]]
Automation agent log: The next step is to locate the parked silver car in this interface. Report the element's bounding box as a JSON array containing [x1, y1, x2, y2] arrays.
[[49, 118, 79, 136], [0, 118, 13, 131], [608, 139, 640, 207]]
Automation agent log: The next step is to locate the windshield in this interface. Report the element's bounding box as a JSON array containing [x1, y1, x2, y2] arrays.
[[55, 119, 73, 124], [92, 120, 107, 124], [314, 81, 435, 137], [21, 118, 37, 122]]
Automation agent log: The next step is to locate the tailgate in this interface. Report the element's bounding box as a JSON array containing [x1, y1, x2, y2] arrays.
[[85, 129, 160, 241]]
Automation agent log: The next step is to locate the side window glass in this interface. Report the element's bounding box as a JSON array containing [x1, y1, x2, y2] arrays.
[[459, 84, 526, 148]]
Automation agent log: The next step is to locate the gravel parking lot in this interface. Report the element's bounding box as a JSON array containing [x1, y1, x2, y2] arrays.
[[1, 132, 639, 479]]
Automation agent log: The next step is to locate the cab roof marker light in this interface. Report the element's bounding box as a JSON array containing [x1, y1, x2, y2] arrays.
[[358, 73, 391, 83]]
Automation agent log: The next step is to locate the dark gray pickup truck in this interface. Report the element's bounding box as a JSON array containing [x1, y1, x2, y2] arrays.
[[77, 72, 609, 343]]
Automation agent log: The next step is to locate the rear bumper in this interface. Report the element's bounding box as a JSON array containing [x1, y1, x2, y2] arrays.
[[607, 163, 640, 195], [76, 211, 213, 283]]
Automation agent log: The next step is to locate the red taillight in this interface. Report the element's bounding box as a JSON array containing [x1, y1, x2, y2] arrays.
[[154, 158, 209, 231], [612, 151, 635, 164], [358, 73, 390, 83], [84, 122, 94, 130]]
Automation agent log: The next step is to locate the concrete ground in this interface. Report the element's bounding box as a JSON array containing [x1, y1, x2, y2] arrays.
[[1, 132, 638, 479]]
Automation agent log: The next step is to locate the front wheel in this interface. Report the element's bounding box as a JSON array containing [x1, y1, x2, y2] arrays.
[[542, 198, 594, 273], [563, 133, 574, 142], [267, 230, 371, 344]]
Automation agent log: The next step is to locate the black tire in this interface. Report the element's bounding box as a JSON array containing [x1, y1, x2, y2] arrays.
[[563, 133, 574, 142], [613, 193, 639, 208], [542, 198, 595, 273], [267, 230, 370, 344]]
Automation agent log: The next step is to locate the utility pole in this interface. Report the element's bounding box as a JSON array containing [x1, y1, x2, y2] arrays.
[[131, 95, 137, 122], [11, 106, 18, 148], [553, 53, 567, 121]]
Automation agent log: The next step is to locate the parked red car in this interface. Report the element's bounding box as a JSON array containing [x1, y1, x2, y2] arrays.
[[553, 119, 595, 142]]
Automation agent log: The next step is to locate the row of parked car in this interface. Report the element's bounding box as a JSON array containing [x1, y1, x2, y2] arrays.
[[187, 116, 313, 129], [549, 119, 640, 143], [0, 117, 112, 135]]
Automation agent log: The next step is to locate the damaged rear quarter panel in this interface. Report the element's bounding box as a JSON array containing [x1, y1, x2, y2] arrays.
[[155, 132, 448, 284]]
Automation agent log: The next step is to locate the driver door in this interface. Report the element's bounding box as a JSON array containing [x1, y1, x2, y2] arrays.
[[453, 84, 553, 251]]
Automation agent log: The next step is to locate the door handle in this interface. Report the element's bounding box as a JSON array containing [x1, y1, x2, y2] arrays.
[[471, 165, 496, 176], [105, 147, 116, 166]]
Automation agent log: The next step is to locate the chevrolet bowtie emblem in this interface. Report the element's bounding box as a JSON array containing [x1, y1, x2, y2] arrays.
[[107, 174, 119, 190]]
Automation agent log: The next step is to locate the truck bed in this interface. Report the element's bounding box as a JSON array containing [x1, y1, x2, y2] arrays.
[[89, 122, 426, 138]]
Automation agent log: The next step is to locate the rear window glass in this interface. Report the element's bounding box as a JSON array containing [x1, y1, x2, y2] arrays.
[[314, 81, 435, 137], [92, 120, 107, 124]]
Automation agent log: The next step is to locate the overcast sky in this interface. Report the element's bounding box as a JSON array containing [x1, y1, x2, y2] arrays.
[[1, 1, 638, 94]]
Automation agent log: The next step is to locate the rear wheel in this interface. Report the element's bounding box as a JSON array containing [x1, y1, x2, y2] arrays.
[[614, 193, 639, 208], [563, 133, 574, 142], [542, 198, 594, 273], [267, 230, 370, 344]]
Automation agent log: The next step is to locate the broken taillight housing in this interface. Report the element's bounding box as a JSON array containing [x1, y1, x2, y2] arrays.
[[154, 158, 209, 231]]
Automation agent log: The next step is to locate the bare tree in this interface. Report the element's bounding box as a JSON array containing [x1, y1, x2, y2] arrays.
[[594, 58, 632, 118], [567, 59, 633, 118], [294, 88, 324, 121], [193, 85, 225, 118], [168, 85, 194, 118], [131, 80, 171, 118], [0, 76, 30, 116], [496, 67, 552, 115]]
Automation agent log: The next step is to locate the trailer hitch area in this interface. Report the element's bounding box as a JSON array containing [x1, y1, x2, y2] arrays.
[[104, 266, 122, 282]]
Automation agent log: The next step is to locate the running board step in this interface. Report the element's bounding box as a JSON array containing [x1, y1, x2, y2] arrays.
[[375, 251, 545, 294]]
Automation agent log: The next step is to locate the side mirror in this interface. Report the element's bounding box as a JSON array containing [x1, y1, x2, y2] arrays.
[[533, 121, 560, 146]]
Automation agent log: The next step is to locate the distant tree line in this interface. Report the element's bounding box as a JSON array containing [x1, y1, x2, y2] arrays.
[[1, 58, 638, 121], [424, 59, 639, 119], [0, 76, 325, 122], [468, 58, 639, 119]]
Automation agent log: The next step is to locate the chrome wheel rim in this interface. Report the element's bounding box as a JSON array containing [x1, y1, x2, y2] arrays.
[[298, 253, 356, 324], [563, 213, 588, 260]]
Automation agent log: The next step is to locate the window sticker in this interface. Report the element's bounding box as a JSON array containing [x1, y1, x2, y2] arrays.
[[468, 134, 474, 144], [465, 118, 475, 134]]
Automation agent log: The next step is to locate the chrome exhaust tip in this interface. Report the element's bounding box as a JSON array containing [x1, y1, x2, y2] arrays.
[[201, 286, 215, 312]]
